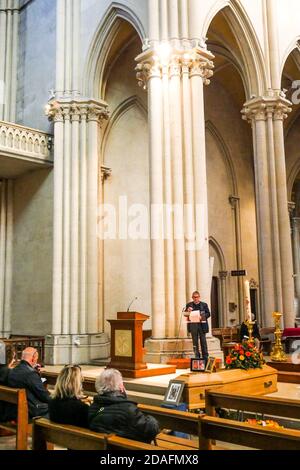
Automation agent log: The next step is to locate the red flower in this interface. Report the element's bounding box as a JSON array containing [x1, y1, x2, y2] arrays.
[[245, 351, 251, 357], [226, 357, 232, 365]]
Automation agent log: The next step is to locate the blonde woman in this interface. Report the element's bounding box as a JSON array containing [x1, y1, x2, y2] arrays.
[[49, 365, 89, 427]]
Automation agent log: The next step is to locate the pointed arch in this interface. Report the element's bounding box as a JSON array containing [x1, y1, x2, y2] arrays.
[[203, 0, 267, 97], [83, 3, 145, 100], [209, 236, 226, 271], [280, 36, 300, 78], [205, 120, 238, 196], [101, 95, 147, 161], [287, 158, 300, 201]]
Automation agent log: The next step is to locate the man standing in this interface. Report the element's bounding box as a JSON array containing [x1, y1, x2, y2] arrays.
[[185, 291, 210, 361], [8, 347, 50, 418]]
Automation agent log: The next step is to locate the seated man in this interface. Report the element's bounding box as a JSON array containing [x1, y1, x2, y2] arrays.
[[239, 318, 261, 350], [89, 368, 159, 443], [7, 347, 51, 418]]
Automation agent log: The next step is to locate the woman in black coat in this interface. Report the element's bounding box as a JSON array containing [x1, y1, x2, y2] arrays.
[[49, 365, 89, 428]]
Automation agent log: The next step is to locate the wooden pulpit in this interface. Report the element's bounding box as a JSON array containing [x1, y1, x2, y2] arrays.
[[107, 311, 149, 378]]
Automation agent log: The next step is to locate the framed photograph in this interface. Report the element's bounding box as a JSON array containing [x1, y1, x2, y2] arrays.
[[205, 356, 216, 373], [163, 380, 185, 406], [190, 357, 206, 372]]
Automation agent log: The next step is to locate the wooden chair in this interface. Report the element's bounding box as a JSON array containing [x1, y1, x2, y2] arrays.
[[0, 385, 30, 450]]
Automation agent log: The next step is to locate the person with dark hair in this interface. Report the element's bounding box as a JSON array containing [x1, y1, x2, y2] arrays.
[[89, 368, 159, 443], [7, 347, 51, 418], [49, 364, 89, 428], [185, 291, 210, 361]]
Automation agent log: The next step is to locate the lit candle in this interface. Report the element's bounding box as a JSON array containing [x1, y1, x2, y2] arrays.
[[244, 280, 251, 321]]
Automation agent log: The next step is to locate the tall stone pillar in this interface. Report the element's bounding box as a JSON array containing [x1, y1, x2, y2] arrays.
[[0, 179, 13, 337], [243, 96, 294, 326], [46, 100, 110, 364], [292, 218, 300, 317], [135, 5, 222, 361], [229, 196, 244, 322], [0, 0, 19, 121]]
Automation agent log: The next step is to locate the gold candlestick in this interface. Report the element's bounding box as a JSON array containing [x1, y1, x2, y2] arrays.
[[245, 319, 255, 341], [270, 312, 287, 362]]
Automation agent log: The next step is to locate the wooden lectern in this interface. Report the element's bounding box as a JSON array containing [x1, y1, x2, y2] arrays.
[[107, 312, 149, 378]]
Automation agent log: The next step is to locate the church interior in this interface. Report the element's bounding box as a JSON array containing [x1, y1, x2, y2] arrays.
[[1, 0, 300, 452]]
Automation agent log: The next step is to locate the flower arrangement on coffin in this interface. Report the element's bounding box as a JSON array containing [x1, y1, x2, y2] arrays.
[[245, 419, 283, 429], [225, 340, 265, 370]]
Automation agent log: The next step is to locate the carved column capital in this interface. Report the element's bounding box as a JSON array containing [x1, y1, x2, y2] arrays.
[[101, 165, 112, 183], [135, 45, 214, 89], [46, 99, 109, 126], [229, 195, 240, 208], [288, 201, 296, 218], [242, 95, 292, 123], [219, 271, 228, 280]]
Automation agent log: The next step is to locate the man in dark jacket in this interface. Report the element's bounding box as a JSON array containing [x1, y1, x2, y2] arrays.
[[185, 291, 210, 361], [7, 347, 50, 418], [89, 368, 159, 443]]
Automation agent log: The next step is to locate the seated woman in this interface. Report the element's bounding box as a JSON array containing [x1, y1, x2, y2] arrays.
[[49, 365, 89, 428], [89, 368, 159, 443]]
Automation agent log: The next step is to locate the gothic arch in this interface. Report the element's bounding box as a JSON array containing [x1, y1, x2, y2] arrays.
[[209, 236, 226, 271], [101, 95, 147, 160], [287, 158, 300, 201], [205, 120, 238, 196], [203, 0, 267, 97], [83, 3, 145, 99], [280, 36, 300, 78]]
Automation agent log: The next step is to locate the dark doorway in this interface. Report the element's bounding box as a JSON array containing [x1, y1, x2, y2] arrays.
[[211, 277, 219, 328], [250, 288, 258, 321]]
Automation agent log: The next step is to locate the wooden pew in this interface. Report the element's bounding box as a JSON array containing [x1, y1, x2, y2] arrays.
[[0, 385, 29, 450], [138, 403, 200, 450], [205, 389, 300, 420], [199, 415, 300, 450], [32, 418, 164, 451]]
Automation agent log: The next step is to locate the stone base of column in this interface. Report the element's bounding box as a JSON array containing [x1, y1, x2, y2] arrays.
[[45, 333, 110, 365], [0, 331, 11, 339], [144, 336, 223, 364], [294, 298, 300, 319]]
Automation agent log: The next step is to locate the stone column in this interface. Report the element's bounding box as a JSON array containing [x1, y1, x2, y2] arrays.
[[243, 96, 294, 326], [0, 179, 13, 337], [0, 0, 19, 121], [292, 218, 300, 316], [136, 45, 222, 362], [46, 99, 110, 364], [273, 108, 295, 326], [229, 196, 244, 322], [219, 271, 228, 327]]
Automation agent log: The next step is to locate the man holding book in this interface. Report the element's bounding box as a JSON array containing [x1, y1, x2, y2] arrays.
[[185, 291, 210, 361]]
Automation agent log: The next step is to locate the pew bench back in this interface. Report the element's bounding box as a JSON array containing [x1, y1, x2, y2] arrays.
[[0, 384, 29, 450], [32, 418, 163, 451]]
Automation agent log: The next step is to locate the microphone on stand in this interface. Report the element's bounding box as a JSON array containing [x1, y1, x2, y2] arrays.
[[127, 296, 138, 313]]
